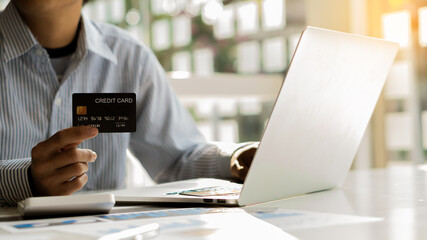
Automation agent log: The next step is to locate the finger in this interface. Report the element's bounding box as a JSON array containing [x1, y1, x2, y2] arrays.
[[50, 148, 97, 170], [55, 162, 89, 184], [61, 142, 84, 152], [231, 161, 244, 183], [39, 126, 98, 154], [60, 173, 88, 195], [30, 149, 95, 184], [31, 163, 89, 196], [238, 147, 258, 166]]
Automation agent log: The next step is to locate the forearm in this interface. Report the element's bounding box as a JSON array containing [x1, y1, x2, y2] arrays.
[[155, 142, 248, 183], [0, 158, 33, 206]]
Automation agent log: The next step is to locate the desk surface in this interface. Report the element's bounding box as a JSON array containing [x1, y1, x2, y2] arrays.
[[1, 164, 426, 239], [248, 164, 427, 239]]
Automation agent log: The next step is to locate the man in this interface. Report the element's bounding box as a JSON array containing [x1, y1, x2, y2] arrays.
[[0, 0, 256, 206]]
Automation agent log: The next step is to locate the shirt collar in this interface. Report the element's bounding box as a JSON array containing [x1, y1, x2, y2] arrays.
[[79, 12, 118, 65], [0, 2, 117, 65], [0, 2, 38, 62]]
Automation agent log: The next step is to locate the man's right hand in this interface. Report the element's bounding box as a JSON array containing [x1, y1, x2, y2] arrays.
[[30, 126, 99, 196]]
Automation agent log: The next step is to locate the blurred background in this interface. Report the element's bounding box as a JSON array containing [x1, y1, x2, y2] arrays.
[[2, 0, 427, 170]]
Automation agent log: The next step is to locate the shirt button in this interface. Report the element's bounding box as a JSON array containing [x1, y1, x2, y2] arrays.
[[54, 98, 62, 107]]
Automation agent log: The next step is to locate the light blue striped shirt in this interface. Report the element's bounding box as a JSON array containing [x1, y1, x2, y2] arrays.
[[0, 3, 240, 206]]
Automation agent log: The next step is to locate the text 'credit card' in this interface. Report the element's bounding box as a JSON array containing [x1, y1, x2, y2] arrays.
[[72, 93, 136, 133]]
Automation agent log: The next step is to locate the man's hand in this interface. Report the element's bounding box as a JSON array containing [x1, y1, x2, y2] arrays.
[[30, 126, 98, 196], [230, 143, 259, 183]]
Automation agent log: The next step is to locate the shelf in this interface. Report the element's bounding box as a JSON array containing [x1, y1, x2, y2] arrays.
[[168, 72, 284, 100]]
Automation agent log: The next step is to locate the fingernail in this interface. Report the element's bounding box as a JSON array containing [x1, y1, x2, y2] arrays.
[[91, 150, 97, 160], [88, 127, 98, 135]]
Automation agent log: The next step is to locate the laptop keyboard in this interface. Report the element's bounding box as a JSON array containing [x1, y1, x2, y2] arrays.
[[166, 186, 242, 197]]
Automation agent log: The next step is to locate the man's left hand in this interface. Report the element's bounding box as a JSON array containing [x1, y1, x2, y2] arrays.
[[230, 143, 259, 182]]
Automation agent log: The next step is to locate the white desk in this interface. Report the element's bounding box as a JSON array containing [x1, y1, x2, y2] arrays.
[[1, 165, 426, 239], [247, 164, 427, 239]]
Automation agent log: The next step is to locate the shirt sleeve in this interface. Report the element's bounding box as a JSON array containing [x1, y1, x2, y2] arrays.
[[0, 158, 33, 206], [128, 49, 246, 183]]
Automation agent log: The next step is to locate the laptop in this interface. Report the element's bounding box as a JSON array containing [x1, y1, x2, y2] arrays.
[[113, 26, 399, 206]]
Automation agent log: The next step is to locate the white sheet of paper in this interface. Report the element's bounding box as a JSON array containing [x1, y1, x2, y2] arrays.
[[0, 209, 296, 240], [0, 216, 106, 233], [0, 232, 83, 240], [65, 212, 295, 240], [249, 208, 382, 231], [0, 207, 381, 239]]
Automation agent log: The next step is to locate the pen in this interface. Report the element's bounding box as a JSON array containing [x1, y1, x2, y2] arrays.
[[98, 223, 160, 240]]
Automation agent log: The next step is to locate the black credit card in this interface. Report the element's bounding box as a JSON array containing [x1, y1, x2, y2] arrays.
[[72, 93, 136, 133]]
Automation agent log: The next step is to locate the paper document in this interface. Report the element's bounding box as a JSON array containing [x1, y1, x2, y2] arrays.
[[0, 208, 296, 240], [248, 208, 382, 231]]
